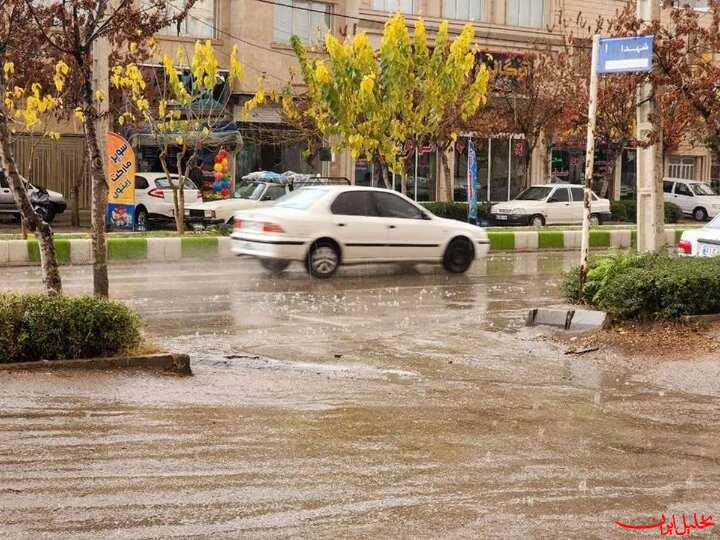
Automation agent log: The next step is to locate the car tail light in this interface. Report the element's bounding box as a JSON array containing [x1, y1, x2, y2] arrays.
[[234, 218, 243, 230], [262, 222, 284, 233], [677, 240, 692, 254], [148, 188, 165, 199]]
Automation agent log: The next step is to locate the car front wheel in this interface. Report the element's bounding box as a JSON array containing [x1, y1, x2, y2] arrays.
[[530, 214, 545, 227], [443, 237, 475, 274], [693, 207, 708, 222], [135, 207, 149, 231], [307, 240, 340, 278]]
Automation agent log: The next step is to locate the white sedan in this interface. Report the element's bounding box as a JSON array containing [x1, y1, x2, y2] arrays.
[[677, 215, 720, 257], [231, 186, 490, 278]]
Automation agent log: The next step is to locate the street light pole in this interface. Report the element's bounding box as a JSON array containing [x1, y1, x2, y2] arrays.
[[636, 0, 664, 252]]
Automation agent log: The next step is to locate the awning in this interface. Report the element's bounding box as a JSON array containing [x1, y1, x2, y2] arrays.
[[126, 121, 243, 149]]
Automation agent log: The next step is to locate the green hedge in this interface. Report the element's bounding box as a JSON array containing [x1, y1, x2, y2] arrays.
[[420, 202, 492, 222], [0, 293, 142, 363], [611, 200, 682, 224], [562, 253, 720, 320]]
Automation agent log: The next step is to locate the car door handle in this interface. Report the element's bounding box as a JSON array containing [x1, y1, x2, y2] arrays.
[[336, 223, 346, 227], [387, 225, 396, 229]]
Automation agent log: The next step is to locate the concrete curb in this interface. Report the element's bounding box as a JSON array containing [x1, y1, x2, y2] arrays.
[[0, 228, 690, 267], [0, 353, 192, 375]]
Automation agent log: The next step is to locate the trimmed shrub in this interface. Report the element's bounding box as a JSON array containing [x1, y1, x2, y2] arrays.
[[0, 293, 142, 363], [610, 200, 682, 224], [421, 201, 492, 222], [561, 253, 720, 319]]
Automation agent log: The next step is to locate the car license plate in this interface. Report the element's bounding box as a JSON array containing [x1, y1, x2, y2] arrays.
[[698, 242, 720, 257], [495, 214, 508, 221]]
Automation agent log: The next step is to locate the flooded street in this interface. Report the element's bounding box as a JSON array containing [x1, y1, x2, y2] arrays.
[[1, 254, 719, 538]]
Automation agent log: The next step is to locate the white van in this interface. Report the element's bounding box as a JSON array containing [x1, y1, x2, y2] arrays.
[[663, 178, 720, 221]]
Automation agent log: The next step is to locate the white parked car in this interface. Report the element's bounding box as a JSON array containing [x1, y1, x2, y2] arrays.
[[663, 178, 720, 221], [677, 214, 720, 257], [133, 173, 202, 230], [0, 170, 67, 223], [184, 181, 291, 228], [231, 186, 490, 278], [490, 184, 611, 226]]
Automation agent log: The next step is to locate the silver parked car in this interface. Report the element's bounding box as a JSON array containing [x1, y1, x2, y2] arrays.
[[0, 170, 67, 223]]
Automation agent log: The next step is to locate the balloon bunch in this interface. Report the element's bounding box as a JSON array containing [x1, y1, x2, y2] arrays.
[[212, 148, 231, 198]]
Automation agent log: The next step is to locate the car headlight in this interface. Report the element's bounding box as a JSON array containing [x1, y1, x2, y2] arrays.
[[509, 208, 526, 214], [204, 210, 216, 218]]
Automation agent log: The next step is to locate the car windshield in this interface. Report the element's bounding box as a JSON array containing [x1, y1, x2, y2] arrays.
[[691, 183, 717, 196], [515, 186, 553, 201], [274, 187, 329, 210], [234, 182, 265, 200]]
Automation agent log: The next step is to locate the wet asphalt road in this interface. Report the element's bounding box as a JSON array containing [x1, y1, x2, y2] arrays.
[[1, 254, 720, 539]]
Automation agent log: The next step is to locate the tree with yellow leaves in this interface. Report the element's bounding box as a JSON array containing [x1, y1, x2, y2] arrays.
[[0, 3, 66, 294], [285, 14, 489, 200], [113, 41, 245, 234]]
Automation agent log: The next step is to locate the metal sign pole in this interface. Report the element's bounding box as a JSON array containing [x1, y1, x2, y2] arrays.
[[580, 35, 601, 284]]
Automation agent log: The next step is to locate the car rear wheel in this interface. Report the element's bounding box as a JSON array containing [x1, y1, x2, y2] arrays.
[[307, 241, 340, 278], [443, 236, 475, 274], [259, 258, 290, 274], [530, 214, 545, 227], [693, 207, 708, 222]]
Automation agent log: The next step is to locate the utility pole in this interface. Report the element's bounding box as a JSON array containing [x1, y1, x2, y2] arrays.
[[635, 0, 664, 252]]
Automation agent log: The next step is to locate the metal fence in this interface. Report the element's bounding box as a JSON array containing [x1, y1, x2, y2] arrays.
[[12, 134, 90, 211]]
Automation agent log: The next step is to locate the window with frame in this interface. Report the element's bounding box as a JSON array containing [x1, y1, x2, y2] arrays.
[[675, 183, 693, 197], [570, 187, 584, 202], [506, 0, 544, 28], [330, 191, 378, 216], [274, 0, 332, 43], [443, 0, 484, 22], [157, 0, 216, 38], [371, 0, 415, 14]]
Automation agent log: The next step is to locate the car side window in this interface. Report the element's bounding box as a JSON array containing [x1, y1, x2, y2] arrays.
[[330, 191, 378, 216], [262, 185, 286, 201], [134, 176, 149, 190], [0, 170, 8, 188], [549, 187, 570, 203], [373, 192, 425, 219], [676, 183, 693, 197], [663, 181, 674, 194], [183, 178, 198, 190], [570, 187, 584, 202]]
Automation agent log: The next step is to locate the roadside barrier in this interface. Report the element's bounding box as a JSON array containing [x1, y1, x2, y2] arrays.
[[0, 229, 688, 266]]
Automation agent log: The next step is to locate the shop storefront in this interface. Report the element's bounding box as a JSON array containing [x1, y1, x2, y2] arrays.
[[236, 125, 320, 179], [354, 148, 437, 201], [454, 137, 527, 202]]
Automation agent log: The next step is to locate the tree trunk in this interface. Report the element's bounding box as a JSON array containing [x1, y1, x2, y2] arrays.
[[439, 151, 452, 202], [71, 153, 87, 227], [175, 153, 185, 235], [599, 145, 621, 199], [400, 171, 407, 195], [80, 85, 109, 297], [0, 115, 62, 295]]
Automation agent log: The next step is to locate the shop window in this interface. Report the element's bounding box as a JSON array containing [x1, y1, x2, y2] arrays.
[[236, 128, 320, 179], [372, 0, 415, 13], [506, 0, 543, 28], [355, 157, 373, 187], [274, 0, 332, 43], [157, 0, 216, 38], [443, 0, 484, 21], [406, 148, 437, 201], [620, 149, 636, 200], [711, 157, 720, 192]]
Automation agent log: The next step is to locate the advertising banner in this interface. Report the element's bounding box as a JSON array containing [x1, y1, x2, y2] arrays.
[[106, 132, 136, 230], [467, 139, 478, 224]]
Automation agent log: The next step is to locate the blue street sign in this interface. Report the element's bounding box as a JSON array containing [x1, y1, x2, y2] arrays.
[[597, 36, 654, 74]]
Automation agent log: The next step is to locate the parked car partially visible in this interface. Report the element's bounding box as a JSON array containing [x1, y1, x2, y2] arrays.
[[184, 174, 351, 229], [677, 214, 720, 256], [133, 173, 202, 230], [0, 170, 66, 223], [663, 178, 720, 221], [490, 184, 611, 226]]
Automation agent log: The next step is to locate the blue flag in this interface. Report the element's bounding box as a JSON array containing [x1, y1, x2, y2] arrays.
[[467, 139, 478, 223]]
